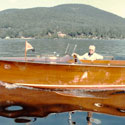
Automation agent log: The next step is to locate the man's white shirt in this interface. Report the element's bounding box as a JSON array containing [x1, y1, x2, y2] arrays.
[[77, 53, 103, 60]]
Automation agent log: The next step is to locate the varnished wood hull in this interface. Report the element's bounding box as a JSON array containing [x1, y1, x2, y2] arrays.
[[0, 58, 125, 89]]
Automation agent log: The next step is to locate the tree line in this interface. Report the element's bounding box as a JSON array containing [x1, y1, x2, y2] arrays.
[[0, 4, 125, 39]]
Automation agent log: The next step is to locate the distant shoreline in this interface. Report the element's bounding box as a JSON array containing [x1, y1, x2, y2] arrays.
[[1, 36, 125, 41]]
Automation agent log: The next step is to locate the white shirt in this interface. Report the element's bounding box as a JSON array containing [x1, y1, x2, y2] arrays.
[[77, 53, 103, 60]]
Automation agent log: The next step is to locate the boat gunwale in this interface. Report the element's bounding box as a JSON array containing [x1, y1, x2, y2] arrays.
[[0, 59, 125, 68]]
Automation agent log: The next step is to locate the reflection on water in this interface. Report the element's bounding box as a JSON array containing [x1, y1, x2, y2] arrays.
[[0, 82, 125, 124]]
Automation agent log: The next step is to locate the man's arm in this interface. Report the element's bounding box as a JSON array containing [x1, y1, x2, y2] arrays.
[[95, 53, 103, 60], [72, 53, 87, 59]]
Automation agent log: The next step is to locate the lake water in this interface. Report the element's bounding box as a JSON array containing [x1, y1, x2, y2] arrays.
[[0, 38, 125, 125], [0, 38, 125, 58]]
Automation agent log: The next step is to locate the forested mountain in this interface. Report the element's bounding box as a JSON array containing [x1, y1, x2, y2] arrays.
[[0, 4, 125, 39]]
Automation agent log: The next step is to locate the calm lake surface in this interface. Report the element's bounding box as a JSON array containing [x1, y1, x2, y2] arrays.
[[0, 38, 125, 125]]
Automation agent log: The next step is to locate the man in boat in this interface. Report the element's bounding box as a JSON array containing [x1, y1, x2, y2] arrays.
[[72, 45, 103, 60]]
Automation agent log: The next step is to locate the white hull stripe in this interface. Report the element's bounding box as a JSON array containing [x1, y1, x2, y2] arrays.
[[15, 83, 125, 89]]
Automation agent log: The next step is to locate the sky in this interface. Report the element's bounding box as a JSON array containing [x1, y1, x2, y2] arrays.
[[0, 0, 125, 18]]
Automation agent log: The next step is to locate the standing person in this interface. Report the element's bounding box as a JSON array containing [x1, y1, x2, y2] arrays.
[[72, 45, 103, 61]]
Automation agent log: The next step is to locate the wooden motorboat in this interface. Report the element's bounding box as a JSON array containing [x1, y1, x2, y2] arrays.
[[0, 55, 125, 89]]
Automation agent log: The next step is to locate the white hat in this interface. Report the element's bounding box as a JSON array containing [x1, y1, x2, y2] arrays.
[[89, 45, 95, 50]]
